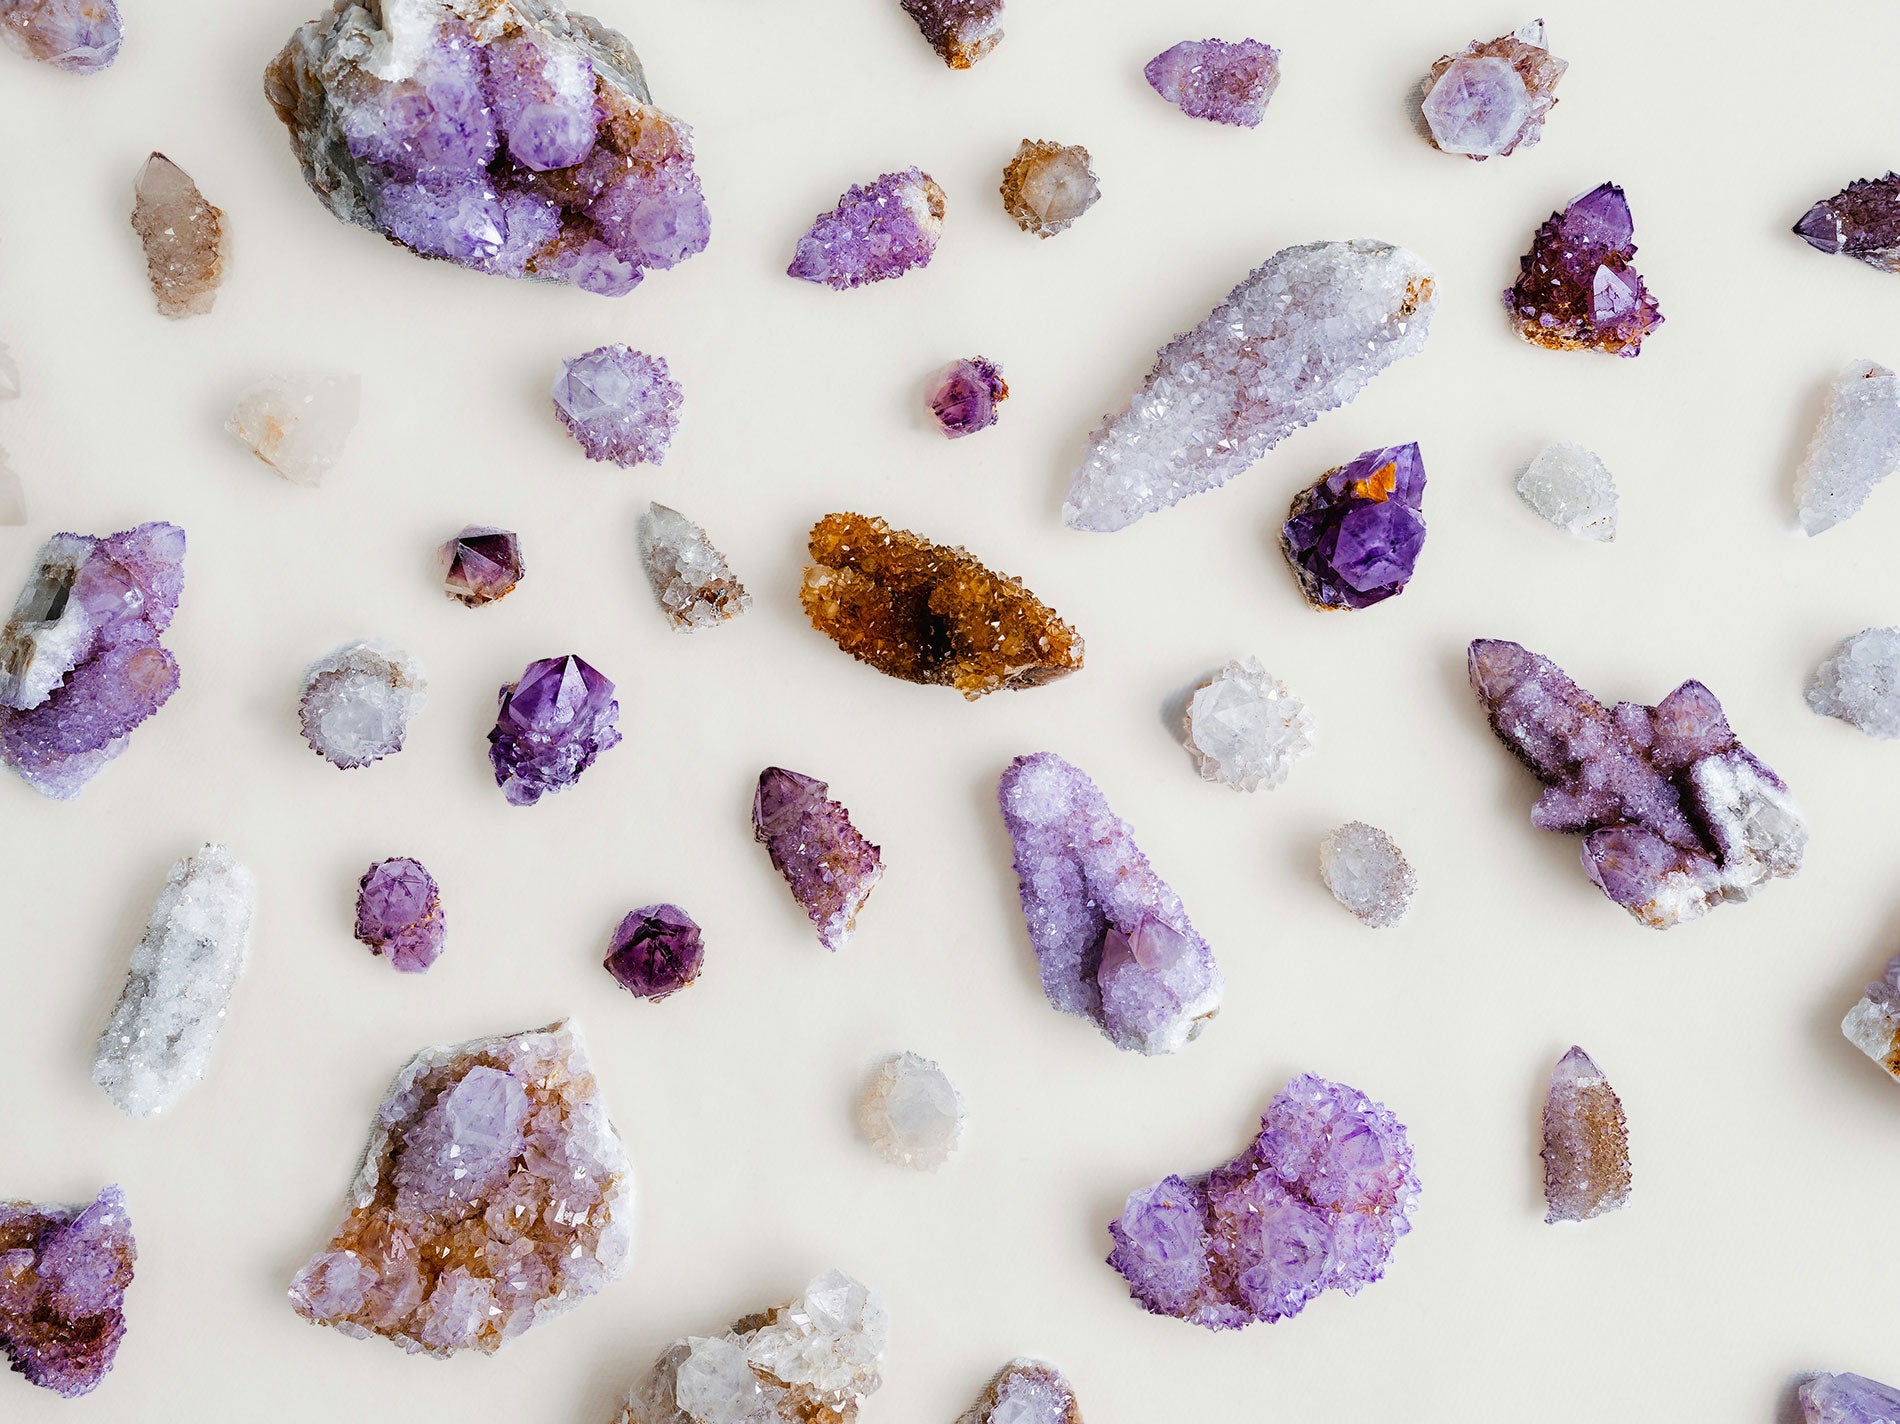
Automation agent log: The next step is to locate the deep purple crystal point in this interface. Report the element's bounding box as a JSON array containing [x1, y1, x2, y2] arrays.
[[552, 345, 682, 467], [439, 526, 524, 606], [788, 168, 945, 290], [0, 1185, 136, 1397], [1143, 39, 1281, 128], [927, 357, 1007, 438], [1504, 183, 1662, 356], [354, 858, 446, 973], [0, 0, 120, 73], [604, 903, 703, 1000], [753, 767, 884, 951], [1280, 443, 1426, 610], [487, 654, 622, 805], [1794, 174, 1900, 272]]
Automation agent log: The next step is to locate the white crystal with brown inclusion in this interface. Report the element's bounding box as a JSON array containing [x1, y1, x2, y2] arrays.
[[226, 372, 361, 486], [638, 502, 750, 631]]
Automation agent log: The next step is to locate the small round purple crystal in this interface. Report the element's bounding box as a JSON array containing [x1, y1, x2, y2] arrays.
[[927, 357, 1008, 438], [1144, 39, 1281, 128], [354, 858, 446, 973], [1, 0, 122, 74], [1280, 443, 1427, 610], [604, 903, 704, 1000], [487, 653, 622, 805], [551, 345, 682, 467]]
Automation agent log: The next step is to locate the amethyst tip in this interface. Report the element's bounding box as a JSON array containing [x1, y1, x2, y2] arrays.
[[604, 903, 704, 1000]]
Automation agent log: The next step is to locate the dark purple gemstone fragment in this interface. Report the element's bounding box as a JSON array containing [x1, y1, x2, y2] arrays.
[[927, 357, 1008, 438], [1503, 182, 1662, 356], [604, 903, 704, 1000], [439, 527, 524, 606], [1280, 443, 1426, 610], [487, 654, 622, 806]]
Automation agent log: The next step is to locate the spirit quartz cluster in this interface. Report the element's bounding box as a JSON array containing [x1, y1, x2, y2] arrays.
[[1419, 20, 1566, 160], [0, 1186, 136, 1398]]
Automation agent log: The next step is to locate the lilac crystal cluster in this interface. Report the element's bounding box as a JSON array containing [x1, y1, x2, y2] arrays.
[[927, 357, 1007, 437], [1469, 639, 1808, 928], [552, 345, 681, 467], [0, 1187, 135, 1398], [265, 0, 709, 296], [1107, 1074, 1418, 1329], [997, 752, 1222, 1055], [0, 0, 120, 73], [788, 169, 945, 290], [1505, 183, 1662, 356], [0, 522, 184, 799], [1281, 443, 1427, 610], [1419, 20, 1566, 160], [1144, 39, 1281, 128], [488, 654, 621, 805], [439, 526, 524, 605], [753, 767, 884, 951], [1800, 1372, 1900, 1423], [900, 0, 1003, 69], [1795, 175, 1900, 273], [957, 1358, 1083, 1424], [604, 903, 703, 1000], [354, 858, 446, 973]]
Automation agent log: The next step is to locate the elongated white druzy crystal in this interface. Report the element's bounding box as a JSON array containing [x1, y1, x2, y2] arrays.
[[227, 372, 361, 486], [1795, 360, 1900, 534], [1064, 239, 1437, 531], [1518, 441, 1617, 540]]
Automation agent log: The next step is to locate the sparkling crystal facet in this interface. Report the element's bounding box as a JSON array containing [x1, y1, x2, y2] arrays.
[[298, 640, 426, 770], [638, 503, 749, 630], [1419, 21, 1566, 160], [439, 526, 524, 606], [0, 1186, 135, 1398], [1518, 441, 1618, 540], [487, 654, 622, 805], [1144, 39, 1280, 127], [1281, 442, 1427, 610], [1541, 1045, 1631, 1223], [788, 169, 945, 289], [1183, 657, 1315, 791], [1795, 175, 1900, 273], [1794, 360, 1900, 535], [354, 858, 446, 973], [131, 153, 228, 318], [604, 903, 703, 1000], [1809, 627, 1900, 739], [957, 1358, 1084, 1424], [927, 357, 1008, 438], [1319, 822, 1416, 928], [900, 0, 1002, 68], [552, 345, 681, 467], [1504, 183, 1662, 356], [858, 1051, 966, 1170]]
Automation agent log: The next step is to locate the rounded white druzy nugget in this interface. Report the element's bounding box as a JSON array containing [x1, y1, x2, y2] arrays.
[[858, 1052, 966, 1170], [1319, 822, 1417, 928], [1184, 657, 1316, 792], [1809, 626, 1900, 739], [1518, 441, 1618, 540]]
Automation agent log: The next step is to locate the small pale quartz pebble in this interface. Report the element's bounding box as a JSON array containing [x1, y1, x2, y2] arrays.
[[1518, 441, 1617, 540], [1000, 140, 1100, 238], [858, 1051, 966, 1170], [1795, 359, 1900, 534], [1809, 627, 1900, 738], [1183, 657, 1315, 791], [1541, 1045, 1630, 1224], [638, 502, 750, 630], [957, 1357, 1084, 1424], [298, 639, 426, 769], [226, 372, 362, 486], [1318, 822, 1416, 927], [131, 152, 228, 318]]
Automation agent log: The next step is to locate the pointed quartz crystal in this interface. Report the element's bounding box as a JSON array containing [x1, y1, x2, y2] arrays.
[[131, 153, 228, 318], [438, 526, 524, 606], [1541, 1046, 1630, 1224], [753, 767, 883, 950], [1794, 175, 1900, 273]]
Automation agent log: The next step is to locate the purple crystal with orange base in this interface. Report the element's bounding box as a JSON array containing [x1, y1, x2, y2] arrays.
[[604, 904, 702, 999], [0, 1186, 136, 1397], [1281, 443, 1426, 610], [488, 654, 621, 805], [1505, 183, 1662, 356]]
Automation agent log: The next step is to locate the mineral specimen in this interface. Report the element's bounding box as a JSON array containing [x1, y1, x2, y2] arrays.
[[957, 1359, 1083, 1424], [1419, 20, 1565, 160], [552, 345, 681, 467], [1540, 1046, 1630, 1223], [289, 1019, 631, 1355], [439, 526, 523, 606], [1107, 1074, 1418, 1329], [1799, 1372, 1900, 1423], [488, 654, 621, 805], [1144, 39, 1280, 127], [1842, 954, 1900, 1080], [858, 1052, 966, 1170], [604, 903, 703, 1000], [1183, 658, 1314, 791], [0, 0, 120, 72], [0, 521, 184, 799], [612, 1269, 887, 1424], [753, 767, 883, 951], [788, 168, 945, 290], [638, 503, 749, 630], [92, 844, 256, 1118], [1810, 628, 1900, 738], [1000, 140, 1099, 238], [1793, 360, 1900, 534], [226, 372, 361, 486], [1518, 441, 1618, 540], [802, 512, 1083, 697], [0, 343, 17, 399], [1469, 639, 1807, 928], [1281, 442, 1428, 610], [0, 452, 21, 526], [1066, 239, 1435, 531], [927, 357, 1007, 438], [1319, 822, 1416, 928], [0, 1186, 135, 1398], [297, 640, 426, 770], [1795, 175, 1900, 273], [997, 752, 1221, 1054], [354, 858, 445, 973], [265, 0, 709, 297], [1504, 183, 1662, 356], [131, 153, 227, 318], [900, 0, 1001, 68]]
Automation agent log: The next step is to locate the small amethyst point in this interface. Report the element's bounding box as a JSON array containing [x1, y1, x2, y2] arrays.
[[1541, 1046, 1630, 1223], [928, 358, 1007, 438], [1419, 20, 1567, 160], [900, 0, 1002, 68], [0, 0, 121, 73], [604, 904, 703, 1000], [753, 767, 883, 951], [439, 527, 524, 606], [1144, 39, 1281, 128], [487, 654, 622, 805], [1504, 183, 1662, 356], [788, 168, 946, 290], [354, 858, 446, 973], [0, 1186, 135, 1397], [1281, 443, 1427, 610], [552, 345, 682, 467], [1794, 174, 1900, 272], [1800, 1371, 1900, 1422]]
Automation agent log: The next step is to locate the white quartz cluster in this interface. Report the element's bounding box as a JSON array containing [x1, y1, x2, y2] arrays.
[[858, 1052, 966, 1170], [298, 639, 426, 769], [1844, 956, 1900, 1082], [1183, 657, 1316, 791], [1518, 441, 1618, 540], [1318, 822, 1417, 928], [638, 502, 751, 631], [1795, 359, 1900, 534], [1809, 626, 1900, 738], [226, 372, 361, 486]]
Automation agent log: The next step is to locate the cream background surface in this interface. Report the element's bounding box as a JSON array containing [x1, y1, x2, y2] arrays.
[[2, 2, 1897, 1420]]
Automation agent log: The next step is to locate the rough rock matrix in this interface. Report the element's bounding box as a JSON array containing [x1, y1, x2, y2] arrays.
[[788, 168, 944, 289], [1541, 1045, 1630, 1223], [226, 372, 361, 485], [858, 1052, 966, 1170], [1281, 442, 1427, 610], [553, 344, 681, 466], [1809, 627, 1900, 739], [900, 0, 1002, 68], [927, 357, 1008, 438], [753, 767, 883, 951], [1504, 183, 1662, 356], [957, 1358, 1083, 1424], [0, 1186, 135, 1398], [1795, 175, 1900, 273], [604, 903, 702, 1000], [1183, 657, 1314, 791], [488, 654, 621, 804], [439, 526, 524, 605], [1799, 1372, 1900, 1423], [131, 153, 228, 318], [0, 0, 119, 72], [298, 640, 426, 769], [1144, 39, 1280, 127], [1000, 140, 1099, 238], [1518, 441, 1618, 540], [1419, 20, 1565, 160], [638, 503, 748, 630], [1794, 360, 1900, 534], [354, 858, 446, 973], [1319, 822, 1416, 928]]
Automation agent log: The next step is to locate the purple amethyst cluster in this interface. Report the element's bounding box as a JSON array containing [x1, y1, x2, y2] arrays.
[[789, 168, 946, 290], [753, 767, 884, 951], [1280, 443, 1427, 610], [0, 1185, 136, 1397], [1505, 183, 1662, 356], [487, 654, 621, 805], [354, 858, 446, 973], [1143, 39, 1281, 128], [0, 0, 121, 72], [1795, 174, 1900, 272]]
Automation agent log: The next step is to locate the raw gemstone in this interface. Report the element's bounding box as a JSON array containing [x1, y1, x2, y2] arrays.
[[0, 0, 120, 72], [0, 1186, 135, 1398], [1000, 140, 1100, 238], [226, 372, 361, 486], [1809, 628, 1900, 738], [957, 1359, 1083, 1424], [1281, 442, 1428, 610], [265, 0, 709, 297], [638, 502, 749, 630], [1518, 441, 1618, 540], [131, 153, 228, 318], [604, 903, 703, 1000], [928, 357, 1008, 437], [0, 451, 21, 526], [1066, 239, 1435, 531], [1469, 639, 1807, 928], [900, 0, 1002, 68], [354, 858, 445, 973], [288, 1019, 632, 1355], [1144, 39, 1280, 127], [1183, 657, 1314, 791], [802, 512, 1083, 697], [0, 522, 185, 799], [997, 752, 1221, 1054], [487, 654, 621, 805], [610, 1270, 887, 1424], [1795, 175, 1900, 272], [298, 639, 426, 770], [1799, 1372, 1900, 1423], [1793, 360, 1900, 534], [788, 168, 945, 290], [858, 1051, 966, 1170], [1107, 1074, 1418, 1329], [552, 345, 680, 467], [1541, 1046, 1630, 1223], [1504, 183, 1663, 356], [753, 767, 883, 951], [1419, 20, 1566, 160], [1843, 955, 1900, 1080], [92, 844, 256, 1118], [439, 526, 524, 606], [1319, 822, 1416, 928]]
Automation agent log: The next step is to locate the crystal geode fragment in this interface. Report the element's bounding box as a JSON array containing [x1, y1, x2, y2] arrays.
[[0, 0, 120, 73], [552, 344, 681, 467], [858, 1051, 966, 1170], [0, 522, 184, 799], [1518, 441, 1618, 540], [1183, 657, 1314, 792], [439, 526, 523, 606], [0, 1186, 135, 1398], [753, 767, 883, 951], [298, 640, 426, 770], [290, 1019, 632, 1356], [1066, 239, 1435, 531], [226, 372, 361, 486], [927, 357, 1007, 438], [1505, 183, 1662, 356], [638, 502, 749, 630], [788, 168, 945, 290], [354, 857, 445, 973], [611, 1270, 887, 1424], [1319, 822, 1416, 928], [604, 903, 702, 1000], [900, 0, 1002, 69], [488, 654, 621, 805], [1144, 39, 1280, 127], [1000, 140, 1099, 238], [131, 153, 227, 318], [265, 0, 708, 297], [1842, 955, 1900, 1080], [957, 1359, 1083, 1424], [997, 752, 1221, 1054], [1469, 639, 1807, 927], [1799, 1372, 1900, 1423], [1809, 627, 1900, 738], [802, 512, 1083, 698], [1419, 20, 1565, 160], [1281, 442, 1427, 610], [1795, 175, 1900, 273], [92, 844, 256, 1118], [1108, 1074, 1418, 1329], [1793, 360, 1900, 534], [1540, 1046, 1630, 1224]]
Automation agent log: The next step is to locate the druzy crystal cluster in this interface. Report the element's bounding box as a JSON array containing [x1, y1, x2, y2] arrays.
[[354, 858, 446, 973], [1794, 360, 1900, 534], [0, 522, 184, 799], [1469, 639, 1808, 928], [1000, 140, 1100, 238], [1799, 1372, 1900, 1423], [997, 753, 1221, 1055], [226, 372, 361, 485], [1319, 822, 1416, 928], [1518, 441, 1618, 540], [900, 0, 1002, 69], [439, 526, 524, 605], [1505, 183, 1662, 356], [754, 767, 883, 951], [0, 0, 119, 73], [1183, 658, 1315, 792], [290, 1020, 631, 1355], [553, 345, 681, 467], [265, 0, 709, 296], [1795, 175, 1900, 272], [298, 640, 427, 769], [131, 153, 228, 318], [927, 357, 1008, 438], [958, 1359, 1083, 1424], [1281, 442, 1428, 610], [638, 503, 749, 630], [488, 654, 621, 804], [1066, 239, 1436, 531], [1809, 628, 1900, 738], [1540, 1046, 1630, 1224], [1841, 955, 1900, 1082], [0, 1186, 135, 1398], [1107, 1074, 1418, 1329], [789, 169, 945, 289], [604, 903, 703, 1000], [1144, 39, 1280, 127], [1419, 20, 1565, 160], [858, 1052, 966, 1170]]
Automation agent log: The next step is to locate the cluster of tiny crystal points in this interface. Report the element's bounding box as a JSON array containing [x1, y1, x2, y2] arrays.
[[1183, 658, 1315, 792], [131, 153, 227, 318], [1518, 441, 1618, 540], [638, 503, 749, 630], [1318, 822, 1416, 928], [0, 1186, 135, 1398], [1540, 1046, 1631, 1224], [1794, 360, 1900, 535], [753, 766, 884, 951], [956, 1358, 1084, 1424], [298, 640, 427, 770]]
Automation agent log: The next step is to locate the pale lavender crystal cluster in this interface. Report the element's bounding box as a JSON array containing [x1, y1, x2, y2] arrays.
[[552, 345, 681, 467], [753, 767, 884, 951], [997, 752, 1222, 1055], [0, 0, 120, 73], [788, 168, 946, 290], [0, 1186, 136, 1398], [1419, 20, 1566, 160], [1107, 1075, 1418, 1329], [354, 858, 446, 973], [488, 654, 621, 804], [0, 522, 184, 799], [1800, 1371, 1900, 1422], [1144, 39, 1281, 128]]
